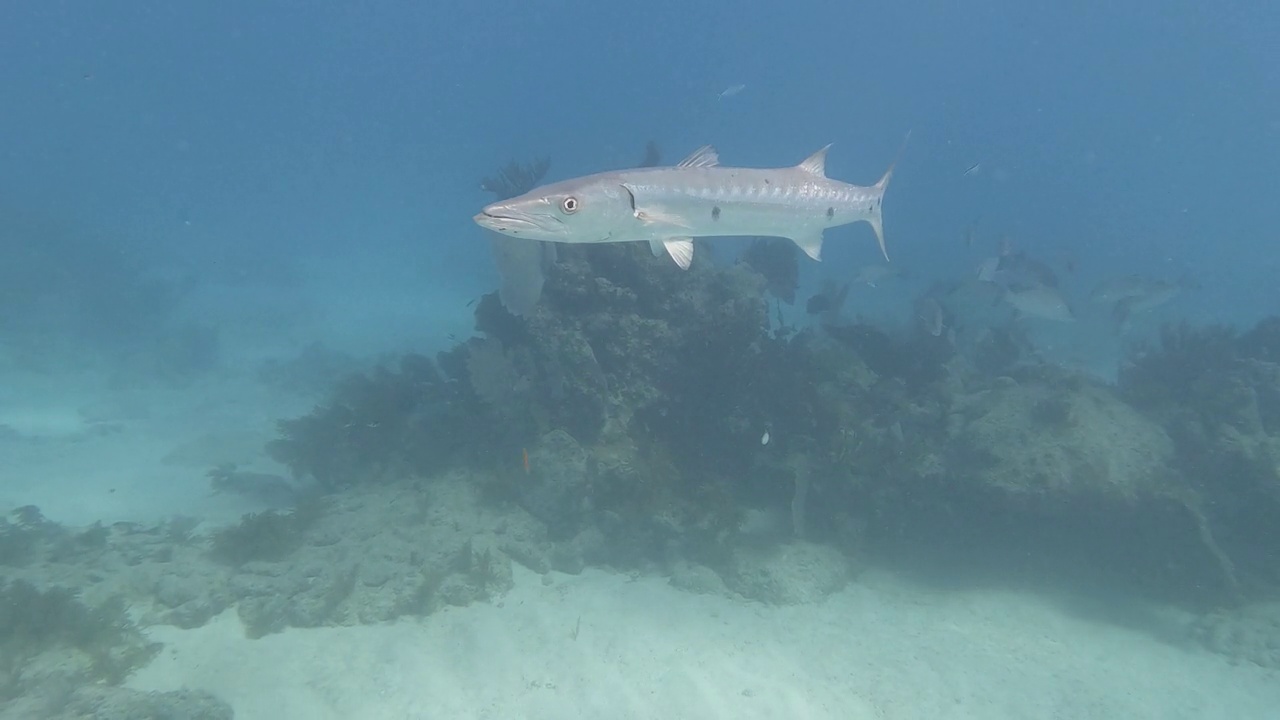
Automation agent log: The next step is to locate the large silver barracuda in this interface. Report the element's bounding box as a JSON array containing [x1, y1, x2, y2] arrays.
[[473, 143, 898, 269]]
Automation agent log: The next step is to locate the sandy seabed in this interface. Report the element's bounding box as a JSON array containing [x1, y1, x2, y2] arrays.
[[128, 565, 1279, 720]]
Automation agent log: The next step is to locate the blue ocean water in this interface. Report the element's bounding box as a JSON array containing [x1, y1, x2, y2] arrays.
[[4, 1, 1274, 339], [2, 1, 1280, 717]]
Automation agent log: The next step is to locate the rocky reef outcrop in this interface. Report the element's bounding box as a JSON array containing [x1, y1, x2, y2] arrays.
[[262, 235, 1280, 617]]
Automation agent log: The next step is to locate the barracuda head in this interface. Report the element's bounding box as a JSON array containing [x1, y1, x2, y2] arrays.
[[474, 174, 637, 244]]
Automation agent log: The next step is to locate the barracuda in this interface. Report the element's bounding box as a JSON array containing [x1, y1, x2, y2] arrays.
[[473, 143, 899, 269]]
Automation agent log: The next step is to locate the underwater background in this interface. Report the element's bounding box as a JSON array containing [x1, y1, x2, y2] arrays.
[[1, 1, 1279, 718]]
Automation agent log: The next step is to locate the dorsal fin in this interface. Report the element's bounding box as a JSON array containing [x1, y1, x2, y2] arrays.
[[797, 144, 831, 176], [677, 145, 719, 168]]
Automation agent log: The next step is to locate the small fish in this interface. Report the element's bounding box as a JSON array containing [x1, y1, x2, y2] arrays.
[[1090, 276, 1147, 305], [475, 140, 904, 269], [962, 220, 978, 248], [207, 464, 300, 508], [1089, 274, 1195, 305], [854, 263, 899, 288], [806, 294, 832, 315], [805, 280, 850, 324], [522, 448, 530, 474], [718, 83, 747, 100], [976, 256, 1001, 283], [1104, 276, 1198, 327], [1003, 283, 1076, 322], [914, 296, 945, 337], [760, 430, 770, 445], [963, 162, 981, 177], [976, 250, 1061, 289]]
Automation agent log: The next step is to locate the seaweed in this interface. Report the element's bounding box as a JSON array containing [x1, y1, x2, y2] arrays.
[[0, 519, 38, 567], [11, 505, 46, 528], [480, 157, 550, 200], [268, 353, 478, 487], [1, 507, 76, 566], [0, 579, 160, 699], [1236, 316, 1280, 364], [209, 509, 311, 566], [823, 321, 951, 386], [1120, 321, 1239, 414], [451, 540, 514, 603], [637, 140, 663, 168], [45, 522, 110, 564]]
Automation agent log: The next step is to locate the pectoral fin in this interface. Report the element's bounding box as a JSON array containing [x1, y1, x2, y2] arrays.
[[488, 232, 548, 316], [622, 183, 691, 229], [636, 207, 691, 228]]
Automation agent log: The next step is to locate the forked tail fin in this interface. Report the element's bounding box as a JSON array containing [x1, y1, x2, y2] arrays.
[[868, 130, 911, 262]]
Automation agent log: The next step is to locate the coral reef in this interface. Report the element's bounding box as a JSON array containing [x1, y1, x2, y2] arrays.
[[950, 371, 1175, 503], [720, 541, 855, 605], [0, 483, 545, 707], [222, 475, 526, 638], [267, 353, 483, 488], [1, 686, 233, 720], [209, 507, 314, 566], [0, 477, 539, 646], [267, 239, 959, 589], [740, 237, 799, 304], [1120, 318, 1280, 597]]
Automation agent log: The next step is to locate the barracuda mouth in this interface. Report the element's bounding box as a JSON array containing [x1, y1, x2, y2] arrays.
[[474, 205, 568, 238], [474, 208, 545, 234]]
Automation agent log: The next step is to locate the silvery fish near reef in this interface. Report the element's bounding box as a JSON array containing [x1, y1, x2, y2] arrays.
[[473, 144, 898, 269], [1002, 283, 1076, 322]]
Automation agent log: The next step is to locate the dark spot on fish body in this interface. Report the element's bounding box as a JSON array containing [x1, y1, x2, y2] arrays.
[[826, 207, 834, 220], [712, 206, 721, 221]]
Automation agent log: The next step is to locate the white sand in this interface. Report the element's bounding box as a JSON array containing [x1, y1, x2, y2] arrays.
[[129, 566, 1280, 720], [0, 371, 302, 528]]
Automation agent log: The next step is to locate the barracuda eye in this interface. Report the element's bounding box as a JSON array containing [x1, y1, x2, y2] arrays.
[[560, 196, 580, 214]]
